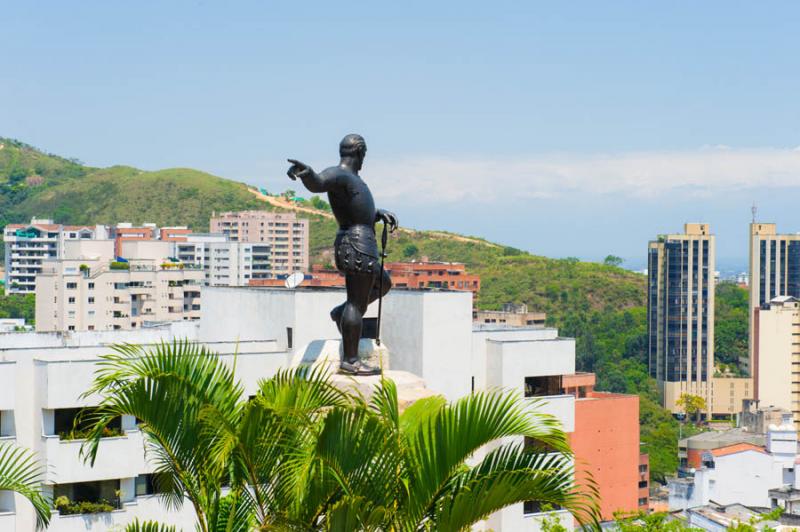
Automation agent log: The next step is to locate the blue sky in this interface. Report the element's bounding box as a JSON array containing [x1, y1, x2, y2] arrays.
[[3, 1, 800, 266]]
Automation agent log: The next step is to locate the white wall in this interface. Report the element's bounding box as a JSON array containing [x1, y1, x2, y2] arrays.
[[0, 323, 281, 531]]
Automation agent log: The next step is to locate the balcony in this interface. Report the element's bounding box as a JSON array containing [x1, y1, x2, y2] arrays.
[[525, 394, 575, 433], [48, 495, 197, 531], [44, 431, 150, 484], [37, 360, 104, 408]]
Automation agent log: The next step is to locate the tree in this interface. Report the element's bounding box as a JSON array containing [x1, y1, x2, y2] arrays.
[[0, 442, 51, 529], [604, 255, 623, 267], [676, 393, 707, 424], [81, 340, 600, 530], [403, 244, 419, 258]]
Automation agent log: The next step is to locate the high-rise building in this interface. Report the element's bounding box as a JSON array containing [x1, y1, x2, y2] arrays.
[[35, 240, 202, 332], [648, 223, 715, 413], [173, 234, 272, 286], [748, 223, 800, 374], [754, 295, 800, 423], [3, 218, 109, 294], [209, 211, 309, 275]]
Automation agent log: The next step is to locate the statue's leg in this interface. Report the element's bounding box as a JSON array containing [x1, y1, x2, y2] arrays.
[[341, 273, 373, 365], [330, 302, 345, 332], [367, 270, 392, 306]]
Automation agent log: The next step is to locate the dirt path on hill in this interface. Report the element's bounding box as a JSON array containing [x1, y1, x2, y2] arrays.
[[248, 188, 499, 248]]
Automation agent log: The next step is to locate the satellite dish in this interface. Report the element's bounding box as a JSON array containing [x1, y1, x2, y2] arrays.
[[285, 272, 305, 289]]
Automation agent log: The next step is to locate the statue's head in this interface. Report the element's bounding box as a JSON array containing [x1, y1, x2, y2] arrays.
[[339, 134, 367, 171]]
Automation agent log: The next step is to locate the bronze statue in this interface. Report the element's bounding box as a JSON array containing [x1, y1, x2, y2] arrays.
[[288, 134, 398, 375]]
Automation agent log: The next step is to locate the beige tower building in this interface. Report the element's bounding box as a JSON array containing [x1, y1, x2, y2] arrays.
[[753, 296, 800, 423], [648, 223, 716, 413], [748, 223, 800, 374], [209, 211, 309, 276], [35, 240, 202, 332]]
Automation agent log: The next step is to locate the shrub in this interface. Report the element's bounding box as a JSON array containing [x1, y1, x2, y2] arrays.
[[54, 495, 117, 515], [110, 261, 129, 270]]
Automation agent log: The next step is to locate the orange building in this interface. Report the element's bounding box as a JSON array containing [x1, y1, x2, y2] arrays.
[[248, 262, 481, 298], [564, 373, 648, 520], [160, 227, 191, 242], [112, 225, 156, 256], [111, 224, 191, 256], [385, 261, 480, 298]]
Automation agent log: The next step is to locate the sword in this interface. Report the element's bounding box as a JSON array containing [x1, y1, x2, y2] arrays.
[[376, 221, 389, 346]]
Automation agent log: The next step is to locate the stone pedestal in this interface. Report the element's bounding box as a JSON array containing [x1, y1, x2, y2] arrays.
[[291, 338, 390, 374], [292, 338, 436, 410]]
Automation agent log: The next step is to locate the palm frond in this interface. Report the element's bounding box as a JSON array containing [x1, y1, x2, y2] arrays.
[[124, 519, 177, 532], [432, 443, 600, 530], [0, 442, 51, 529]]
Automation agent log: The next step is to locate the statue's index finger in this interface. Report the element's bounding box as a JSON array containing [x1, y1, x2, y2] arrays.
[[287, 158, 303, 166]]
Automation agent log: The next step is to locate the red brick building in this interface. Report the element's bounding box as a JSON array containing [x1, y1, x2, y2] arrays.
[[563, 373, 649, 520], [249, 262, 481, 298]]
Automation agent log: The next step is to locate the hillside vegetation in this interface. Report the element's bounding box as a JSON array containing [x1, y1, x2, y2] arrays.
[[1, 137, 680, 480]]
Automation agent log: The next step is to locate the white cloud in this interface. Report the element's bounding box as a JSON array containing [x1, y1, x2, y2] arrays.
[[365, 147, 800, 203]]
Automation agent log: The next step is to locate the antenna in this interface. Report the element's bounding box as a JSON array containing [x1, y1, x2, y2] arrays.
[[752, 202, 757, 223], [285, 272, 305, 289]]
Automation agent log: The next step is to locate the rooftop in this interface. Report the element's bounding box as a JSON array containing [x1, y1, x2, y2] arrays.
[[680, 428, 765, 449]]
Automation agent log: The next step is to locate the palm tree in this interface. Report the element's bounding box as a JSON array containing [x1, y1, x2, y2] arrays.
[[81, 340, 599, 531], [0, 442, 51, 529]]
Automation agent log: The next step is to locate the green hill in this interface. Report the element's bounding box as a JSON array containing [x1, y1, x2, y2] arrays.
[[0, 137, 679, 482]]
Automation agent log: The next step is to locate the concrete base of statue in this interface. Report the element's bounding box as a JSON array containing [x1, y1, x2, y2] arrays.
[[291, 338, 390, 373], [292, 338, 436, 410]]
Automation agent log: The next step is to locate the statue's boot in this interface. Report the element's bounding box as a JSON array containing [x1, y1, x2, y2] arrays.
[[339, 359, 381, 376]]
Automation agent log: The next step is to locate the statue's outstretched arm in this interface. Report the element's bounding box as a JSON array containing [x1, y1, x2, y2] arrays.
[[287, 159, 332, 193]]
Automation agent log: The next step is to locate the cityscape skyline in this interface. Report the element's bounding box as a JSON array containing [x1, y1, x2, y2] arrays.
[[4, 2, 800, 263]]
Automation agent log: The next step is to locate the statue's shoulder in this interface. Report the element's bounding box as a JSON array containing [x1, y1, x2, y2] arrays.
[[321, 166, 357, 185]]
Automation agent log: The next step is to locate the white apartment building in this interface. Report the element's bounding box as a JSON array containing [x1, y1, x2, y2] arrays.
[[202, 286, 579, 531], [2, 286, 583, 530], [0, 322, 287, 531], [173, 234, 272, 286], [669, 414, 799, 511], [209, 211, 309, 275], [754, 296, 800, 423], [35, 240, 202, 332], [3, 219, 109, 294]]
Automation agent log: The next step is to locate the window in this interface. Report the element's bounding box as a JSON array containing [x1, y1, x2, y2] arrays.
[[68, 297, 75, 304], [88, 282, 94, 289], [638, 481, 648, 488], [66, 282, 78, 289], [524, 375, 563, 397], [68, 325, 75, 331], [638, 498, 648, 506], [88, 297, 94, 304], [54, 480, 121, 508], [135, 474, 165, 497], [287, 327, 293, 349], [54, 408, 121, 439]]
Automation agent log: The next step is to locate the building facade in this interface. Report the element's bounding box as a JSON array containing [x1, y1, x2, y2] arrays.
[[754, 296, 800, 422], [3, 219, 109, 294], [0, 323, 282, 531], [474, 303, 546, 327], [209, 211, 309, 275], [564, 372, 648, 520], [34, 240, 202, 332], [669, 415, 798, 511], [173, 235, 272, 286], [748, 223, 800, 373], [648, 223, 715, 413]]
